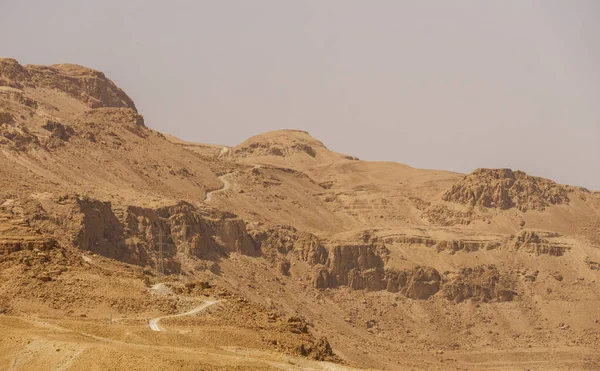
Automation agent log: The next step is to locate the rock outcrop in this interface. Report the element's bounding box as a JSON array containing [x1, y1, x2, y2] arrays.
[[0, 198, 58, 255], [121, 201, 258, 267], [73, 197, 128, 261], [251, 225, 328, 265], [386, 267, 442, 299], [324, 244, 386, 290], [443, 168, 573, 211], [229, 129, 356, 170], [0, 110, 14, 125], [233, 130, 323, 159], [298, 337, 337, 361], [586, 257, 600, 271], [65, 196, 258, 270], [423, 204, 475, 226], [443, 265, 516, 303], [380, 233, 502, 253], [0, 123, 40, 150], [312, 240, 443, 299], [0, 58, 136, 110], [513, 230, 570, 256]]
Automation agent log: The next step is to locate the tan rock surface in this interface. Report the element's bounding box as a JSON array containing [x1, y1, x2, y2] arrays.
[[1, 58, 600, 370]]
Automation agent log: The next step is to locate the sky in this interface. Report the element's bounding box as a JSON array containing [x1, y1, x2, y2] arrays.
[[1, 1, 599, 189]]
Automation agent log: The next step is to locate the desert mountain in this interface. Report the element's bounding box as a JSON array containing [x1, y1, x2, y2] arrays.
[[1, 58, 599, 370]]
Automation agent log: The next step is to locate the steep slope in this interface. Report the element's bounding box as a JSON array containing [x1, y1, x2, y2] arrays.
[[1, 58, 600, 371], [0, 58, 223, 206], [0, 58, 135, 109], [220, 129, 465, 232]]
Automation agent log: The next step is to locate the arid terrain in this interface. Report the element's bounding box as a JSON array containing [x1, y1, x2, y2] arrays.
[[1, 58, 599, 370]]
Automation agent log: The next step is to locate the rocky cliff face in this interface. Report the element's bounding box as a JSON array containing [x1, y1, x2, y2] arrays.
[[1, 194, 258, 274], [385, 267, 442, 299], [443, 168, 575, 211], [76, 199, 258, 270], [73, 197, 129, 261], [252, 226, 446, 299], [324, 244, 386, 289], [0, 198, 57, 254], [251, 225, 328, 265], [513, 230, 570, 256]]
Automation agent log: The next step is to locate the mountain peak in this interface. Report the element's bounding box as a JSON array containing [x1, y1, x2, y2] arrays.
[[230, 129, 357, 168], [0, 58, 136, 111]]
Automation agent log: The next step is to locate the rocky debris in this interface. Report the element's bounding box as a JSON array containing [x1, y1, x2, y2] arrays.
[[423, 204, 474, 226], [360, 318, 373, 328], [279, 260, 291, 276], [0, 88, 39, 112], [443, 265, 516, 303], [523, 269, 539, 282], [513, 230, 570, 256], [281, 316, 309, 334], [0, 123, 41, 150], [42, 121, 75, 142], [183, 289, 336, 362], [298, 337, 337, 361], [0, 110, 14, 124], [1, 241, 71, 289], [0, 199, 58, 255], [0, 237, 57, 254], [318, 181, 334, 189], [443, 168, 575, 211], [586, 257, 600, 271], [72, 107, 147, 146], [0, 88, 38, 109], [0, 58, 32, 88], [0, 296, 11, 314], [2, 57, 600, 369]]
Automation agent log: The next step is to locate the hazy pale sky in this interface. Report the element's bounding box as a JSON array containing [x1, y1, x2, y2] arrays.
[[1, 1, 599, 189]]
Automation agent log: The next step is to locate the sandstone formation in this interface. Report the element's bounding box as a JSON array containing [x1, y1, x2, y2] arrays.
[[0, 58, 136, 109], [1, 59, 600, 371], [443, 265, 516, 303], [443, 168, 576, 211]]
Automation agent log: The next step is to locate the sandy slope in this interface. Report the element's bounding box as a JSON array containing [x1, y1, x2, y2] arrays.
[[1, 58, 600, 370]]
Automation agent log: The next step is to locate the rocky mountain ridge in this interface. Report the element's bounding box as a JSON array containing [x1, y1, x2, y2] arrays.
[[1, 58, 599, 371]]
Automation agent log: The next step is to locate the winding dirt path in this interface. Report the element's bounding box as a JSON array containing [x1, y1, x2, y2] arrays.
[[204, 164, 261, 203], [204, 173, 233, 203], [149, 299, 220, 332]]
